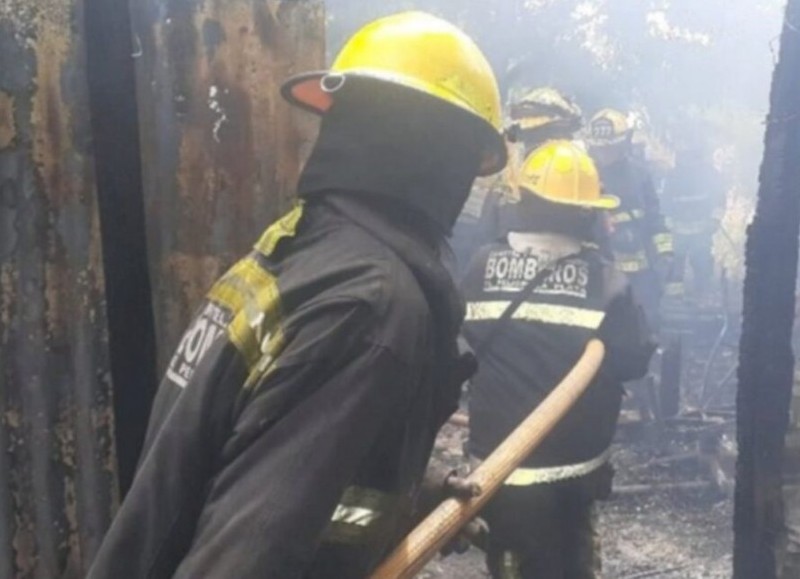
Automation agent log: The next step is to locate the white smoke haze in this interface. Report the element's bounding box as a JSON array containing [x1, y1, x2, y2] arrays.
[[326, 0, 786, 278], [322, 3, 793, 577], [326, 1, 783, 143]]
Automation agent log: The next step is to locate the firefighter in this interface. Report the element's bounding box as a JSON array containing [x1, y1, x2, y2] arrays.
[[587, 108, 674, 329], [452, 88, 583, 274], [88, 12, 505, 579], [509, 87, 584, 148], [462, 141, 654, 578], [662, 144, 725, 304]]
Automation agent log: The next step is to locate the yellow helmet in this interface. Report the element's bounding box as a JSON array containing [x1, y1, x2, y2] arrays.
[[519, 140, 620, 210], [281, 12, 506, 175], [510, 87, 583, 133], [587, 108, 631, 146]]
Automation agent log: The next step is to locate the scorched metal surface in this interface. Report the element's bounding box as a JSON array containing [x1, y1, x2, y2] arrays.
[[0, 0, 117, 577], [131, 0, 324, 371]]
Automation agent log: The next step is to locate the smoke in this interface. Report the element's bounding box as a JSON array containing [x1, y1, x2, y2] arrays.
[[326, 0, 783, 165]]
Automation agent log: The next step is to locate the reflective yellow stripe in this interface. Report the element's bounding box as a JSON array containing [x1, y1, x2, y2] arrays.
[[206, 257, 284, 373], [614, 250, 648, 273], [253, 203, 304, 257], [665, 282, 684, 297], [516, 116, 551, 130], [209, 204, 307, 375], [466, 301, 605, 329], [611, 209, 644, 225], [617, 263, 646, 273], [653, 232, 674, 254], [610, 211, 633, 225], [504, 448, 611, 486]]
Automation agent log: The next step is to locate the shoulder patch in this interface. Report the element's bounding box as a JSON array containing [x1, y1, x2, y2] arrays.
[[164, 206, 303, 391], [207, 256, 285, 376]]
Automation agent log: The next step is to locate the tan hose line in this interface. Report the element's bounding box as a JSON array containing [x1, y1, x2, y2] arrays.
[[370, 339, 606, 579]]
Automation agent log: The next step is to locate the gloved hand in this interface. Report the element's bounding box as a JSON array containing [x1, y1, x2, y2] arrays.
[[418, 464, 487, 556], [440, 472, 486, 556], [419, 463, 478, 513], [443, 471, 482, 499]]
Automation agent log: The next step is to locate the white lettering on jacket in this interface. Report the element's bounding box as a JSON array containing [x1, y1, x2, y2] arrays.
[[484, 249, 589, 298], [166, 302, 231, 388]]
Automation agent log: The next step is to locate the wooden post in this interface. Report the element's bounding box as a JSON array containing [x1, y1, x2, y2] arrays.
[[734, 1, 800, 576]]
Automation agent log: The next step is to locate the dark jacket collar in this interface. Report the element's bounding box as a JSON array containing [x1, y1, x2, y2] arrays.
[[322, 193, 465, 341]]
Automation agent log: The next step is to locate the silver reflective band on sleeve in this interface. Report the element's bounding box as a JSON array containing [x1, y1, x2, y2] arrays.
[[330, 504, 380, 527], [466, 302, 606, 330], [504, 448, 611, 486], [322, 485, 402, 546]]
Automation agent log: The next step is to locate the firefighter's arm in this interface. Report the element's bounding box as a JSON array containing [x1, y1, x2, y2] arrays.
[[87, 338, 245, 579], [418, 459, 480, 514], [641, 173, 674, 258], [597, 286, 656, 383], [417, 350, 477, 511], [171, 299, 415, 579]]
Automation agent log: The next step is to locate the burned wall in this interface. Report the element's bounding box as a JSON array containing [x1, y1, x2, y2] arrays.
[[0, 0, 117, 576], [131, 0, 325, 371]]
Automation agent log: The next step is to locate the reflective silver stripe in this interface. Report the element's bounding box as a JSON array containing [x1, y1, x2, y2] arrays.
[[330, 505, 380, 527], [323, 485, 400, 545], [466, 301, 508, 321], [614, 250, 648, 272], [500, 551, 523, 579], [504, 448, 612, 486], [466, 301, 606, 330]]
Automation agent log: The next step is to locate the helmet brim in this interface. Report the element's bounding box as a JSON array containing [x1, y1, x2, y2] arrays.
[[480, 132, 508, 176], [520, 185, 620, 211], [586, 134, 630, 148], [280, 72, 508, 176], [281, 71, 332, 115]]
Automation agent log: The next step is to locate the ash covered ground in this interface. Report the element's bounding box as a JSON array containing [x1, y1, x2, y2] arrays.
[[420, 332, 737, 579]]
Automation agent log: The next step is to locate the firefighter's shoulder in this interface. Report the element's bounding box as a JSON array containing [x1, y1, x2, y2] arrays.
[[278, 206, 437, 364]]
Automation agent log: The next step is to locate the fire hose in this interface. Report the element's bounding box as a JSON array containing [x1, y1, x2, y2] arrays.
[[370, 339, 606, 579]]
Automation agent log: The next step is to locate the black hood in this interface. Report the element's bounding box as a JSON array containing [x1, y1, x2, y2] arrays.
[[499, 193, 598, 243], [297, 80, 487, 236]]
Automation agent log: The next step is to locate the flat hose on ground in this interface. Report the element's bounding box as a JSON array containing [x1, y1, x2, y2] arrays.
[[370, 339, 606, 579]]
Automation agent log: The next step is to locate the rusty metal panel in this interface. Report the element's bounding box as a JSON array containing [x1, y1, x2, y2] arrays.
[[131, 0, 324, 370], [0, 0, 118, 577]]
